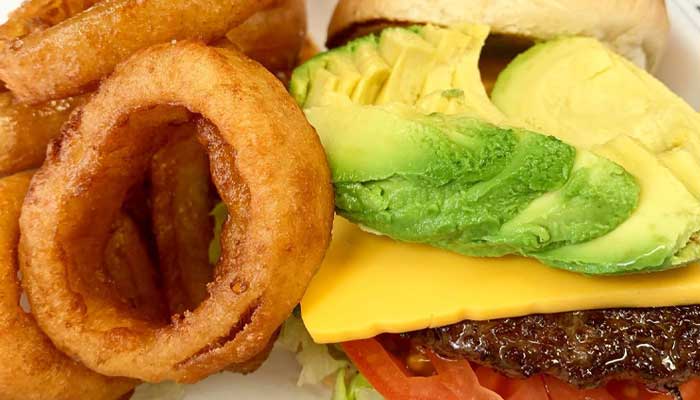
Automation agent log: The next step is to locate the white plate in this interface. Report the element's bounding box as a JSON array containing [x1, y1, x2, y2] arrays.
[[1, 1, 698, 399]]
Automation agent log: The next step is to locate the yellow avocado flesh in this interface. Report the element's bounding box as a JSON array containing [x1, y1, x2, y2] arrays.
[[492, 37, 700, 199], [536, 136, 700, 272], [300, 24, 504, 124], [352, 42, 391, 105], [492, 37, 700, 265], [302, 217, 700, 344]]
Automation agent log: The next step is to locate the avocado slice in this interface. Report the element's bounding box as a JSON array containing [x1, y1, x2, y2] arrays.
[[535, 136, 700, 273], [491, 37, 700, 198], [290, 24, 503, 122], [306, 104, 638, 260], [290, 25, 677, 274], [496, 150, 639, 253], [375, 27, 435, 105], [492, 36, 700, 269]]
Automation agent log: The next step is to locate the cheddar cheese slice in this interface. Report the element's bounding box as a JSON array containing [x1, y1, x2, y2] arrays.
[[302, 217, 700, 344]]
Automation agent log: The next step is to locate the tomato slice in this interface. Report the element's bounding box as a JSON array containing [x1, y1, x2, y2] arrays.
[[508, 377, 549, 400], [544, 377, 617, 400], [428, 352, 503, 400], [681, 379, 700, 399], [342, 337, 698, 400], [342, 338, 501, 400]]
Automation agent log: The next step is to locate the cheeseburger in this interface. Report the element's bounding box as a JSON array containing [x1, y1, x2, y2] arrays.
[[279, 0, 700, 399]]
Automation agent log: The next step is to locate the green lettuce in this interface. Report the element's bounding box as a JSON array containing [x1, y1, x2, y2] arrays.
[[333, 369, 384, 400], [278, 314, 349, 386]]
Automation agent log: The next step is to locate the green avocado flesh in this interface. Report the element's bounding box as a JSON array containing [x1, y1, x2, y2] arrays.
[[288, 24, 700, 274], [492, 37, 700, 272]]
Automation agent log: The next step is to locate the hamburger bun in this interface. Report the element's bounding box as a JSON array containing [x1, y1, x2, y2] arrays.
[[327, 0, 669, 72]]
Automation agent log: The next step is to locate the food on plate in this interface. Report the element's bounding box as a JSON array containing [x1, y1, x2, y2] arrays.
[[223, 0, 306, 82], [0, 0, 94, 176], [491, 37, 700, 200], [290, 0, 700, 398], [150, 127, 214, 315], [0, 0, 306, 179], [327, 0, 669, 88], [0, 171, 137, 400], [0, 0, 98, 43], [104, 212, 168, 323], [0, 92, 87, 176], [19, 41, 334, 383], [0, 0, 280, 103], [413, 306, 700, 390], [293, 23, 699, 274]]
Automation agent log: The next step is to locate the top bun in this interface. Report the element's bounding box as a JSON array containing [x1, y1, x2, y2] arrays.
[[328, 0, 669, 71]]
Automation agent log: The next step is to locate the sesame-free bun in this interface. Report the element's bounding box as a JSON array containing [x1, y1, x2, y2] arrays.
[[328, 0, 669, 71]]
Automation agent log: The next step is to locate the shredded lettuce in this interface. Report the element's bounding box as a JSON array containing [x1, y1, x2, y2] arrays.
[[208, 202, 228, 264], [333, 369, 384, 400], [131, 382, 185, 400], [278, 313, 349, 386], [278, 313, 383, 399]]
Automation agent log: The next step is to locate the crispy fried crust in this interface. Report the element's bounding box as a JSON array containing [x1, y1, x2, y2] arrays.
[[105, 212, 168, 323], [0, 0, 306, 178], [0, 0, 99, 42], [0, 92, 87, 176], [0, 171, 136, 400], [150, 125, 280, 375], [0, 0, 94, 175], [0, 0, 281, 103], [150, 128, 214, 315], [225, 0, 306, 78], [19, 42, 334, 382]]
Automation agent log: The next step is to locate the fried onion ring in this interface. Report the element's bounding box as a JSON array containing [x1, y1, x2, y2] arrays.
[[150, 127, 214, 315], [20, 42, 334, 382], [105, 212, 167, 323], [150, 126, 282, 375], [0, 0, 280, 103], [0, 171, 136, 400], [0, 0, 99, 43], [222, 0, 306, 81], [0, 92, 88, 176]]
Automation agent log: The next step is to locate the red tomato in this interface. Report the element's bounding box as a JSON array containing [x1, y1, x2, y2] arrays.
[[474, 366, 510, 394], [342, 337, 698, 400], [342, 338, 501, 400], [428, 352, 503, 400], [681, 379, 700, 399], [544, 377, 616, 400], [607, 381, 659, 400]]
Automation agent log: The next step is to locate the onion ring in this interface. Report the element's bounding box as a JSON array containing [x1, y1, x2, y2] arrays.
[[222, 0, 306, 81], [0, 0, 280, 103], [0, 92, 87, 176], [105, 212, 168, 323], [150, 126, 214, 315], [20, 42, 334, 382], [0, 171, 137, 400], [0, 0, 304, 177], [150, 125, 280, 374], [0, 0, 94, 174], [0, 0, 99, 43]]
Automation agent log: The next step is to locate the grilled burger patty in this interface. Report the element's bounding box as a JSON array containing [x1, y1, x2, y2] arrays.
[[409, 306, 700, 390]]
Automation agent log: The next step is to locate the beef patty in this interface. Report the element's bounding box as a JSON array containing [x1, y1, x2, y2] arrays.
[[409, 306, 700, 391]]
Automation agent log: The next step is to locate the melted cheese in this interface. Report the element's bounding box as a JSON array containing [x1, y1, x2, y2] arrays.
[[301, 217, 700, 344]]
